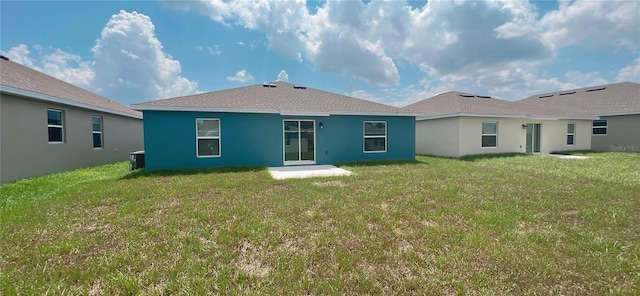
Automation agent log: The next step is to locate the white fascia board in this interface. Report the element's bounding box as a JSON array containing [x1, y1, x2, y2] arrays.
[[329, 111, 420, 117], [596, 112, 640, 117], [132, 105, 418, 117], [416, 113, 527, 121], [1, 85, 142, 119], [280, 111, 331, 117], [526, 115, 600, 120], [131, 105, 281, 114]]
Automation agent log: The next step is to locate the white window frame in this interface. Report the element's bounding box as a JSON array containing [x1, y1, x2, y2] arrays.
[[47, 108, 64, 144], [592, 120, 607, 135], [92, 116, 103, 149], [196, 118, 221, 158], [363, 121, 387, 153], [481, 121, 498, 148], [567, 123, 575, 146]]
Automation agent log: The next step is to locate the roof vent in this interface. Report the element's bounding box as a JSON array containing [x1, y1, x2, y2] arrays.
[[477, 95, 491, 99], [559, 91, 576, 96], [539, 94, 554, 98], [262, 83, 277, 88], [0, 55, 9, 61], [458, 94, 475, 98], [586, 87, 606, 92], [293, 84, 307, 89]]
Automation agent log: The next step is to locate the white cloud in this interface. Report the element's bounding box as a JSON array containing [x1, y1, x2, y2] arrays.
[[208, 45, 221, 55], [348, 90, 381, 102], [616, 58, 640, 83], [276, 70, 288, 82], [226, 69, 254, 82], [91, 10, 198, 102], [540, 0, 640, 51], [1, 44, 39, 69], [173, 0, 554, 85], [3, 11, 198, 104], [563, 71, 608, 88], [41, 49, 95, 87], [2, 44, 94, 88]]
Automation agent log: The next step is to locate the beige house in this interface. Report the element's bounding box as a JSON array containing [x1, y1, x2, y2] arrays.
[[519, 82, 640, 153], [0, 56, 143, 184], [404, 92, 595, 158]]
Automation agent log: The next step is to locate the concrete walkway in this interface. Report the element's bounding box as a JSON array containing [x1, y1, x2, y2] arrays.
[[268, 165, 353, 180]]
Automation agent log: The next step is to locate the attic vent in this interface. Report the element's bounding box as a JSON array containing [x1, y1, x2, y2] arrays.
[[539, 94, 554, 98], [477, 95, 491, 99], [0, 55, 9, 61], [586, 87, 606, 92], [262, 83, 277, 88], [559, 91, 576, 96], [458, 94, 475, 98], [293, 85, 307, 89]]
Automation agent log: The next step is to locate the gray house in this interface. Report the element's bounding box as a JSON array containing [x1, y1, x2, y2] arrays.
[[519, 82, 640, 153], [0, 56, 143, 183]]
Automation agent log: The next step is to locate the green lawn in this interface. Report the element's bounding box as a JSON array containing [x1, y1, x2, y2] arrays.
[[1, 153, 639, 295]]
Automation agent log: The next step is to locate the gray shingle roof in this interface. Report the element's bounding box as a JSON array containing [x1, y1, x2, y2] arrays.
[[518, 82, 640, 116], [403, 91, 593, 119], [132, 81, 415, 116], [0, 57, 141, 118]]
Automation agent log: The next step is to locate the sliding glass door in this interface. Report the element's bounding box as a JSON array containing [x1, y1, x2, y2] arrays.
[[526, 123, 541, 154], [283, 120, 315, 165]]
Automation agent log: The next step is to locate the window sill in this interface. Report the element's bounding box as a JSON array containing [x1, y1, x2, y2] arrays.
[[197, 155, 221, 158], [364, 150, 387, 153]]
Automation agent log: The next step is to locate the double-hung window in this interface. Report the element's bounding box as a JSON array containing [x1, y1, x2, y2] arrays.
[[592, 120, 607, 135], [364, 121, 386, 152], [47, 109, 64, 143], [567, 123, 575, 145], [196, 119, 220, 157], [92, 116, 103, 149], [481, 122, 498, 148]]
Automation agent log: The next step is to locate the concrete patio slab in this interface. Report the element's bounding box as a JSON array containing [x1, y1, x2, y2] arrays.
[[268, 165, 353, 180], [544, 154, 590, 159]]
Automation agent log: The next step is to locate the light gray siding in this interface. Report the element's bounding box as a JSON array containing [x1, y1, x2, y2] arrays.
[[591, 114, 640, 152], [0, 94, 143, 183]]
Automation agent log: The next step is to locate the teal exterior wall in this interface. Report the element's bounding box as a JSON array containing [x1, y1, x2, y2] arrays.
[[142, 110, 415, 171]]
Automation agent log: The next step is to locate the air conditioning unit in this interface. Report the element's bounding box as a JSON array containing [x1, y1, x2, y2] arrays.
[[130, 151, 145, 170]]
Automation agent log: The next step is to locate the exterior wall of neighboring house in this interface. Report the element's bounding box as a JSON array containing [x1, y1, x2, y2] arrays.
[[142, 110, 415, 171], [0, 94, 143, 183], [539, 120, 591, 154], [415, 116, 592, 157], [591, 114, 640, 152], [415, 117, 460, 157], [458, 117, 526, 156]]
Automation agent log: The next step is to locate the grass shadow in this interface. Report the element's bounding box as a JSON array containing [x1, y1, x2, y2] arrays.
[[335, 159, 421, 168], [550, 150, 603, 155], [121, 165, 267, 180], [458, 153, 529, 162]]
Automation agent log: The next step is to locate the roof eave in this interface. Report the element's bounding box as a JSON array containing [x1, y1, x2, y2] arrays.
[[131, 105, 418, 117], [416, 113, 528, 121], [596, 112, 640, 117], [1, 84, 142, 119]]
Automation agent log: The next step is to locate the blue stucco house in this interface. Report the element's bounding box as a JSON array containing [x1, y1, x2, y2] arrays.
[[131, 82, 416, 171]]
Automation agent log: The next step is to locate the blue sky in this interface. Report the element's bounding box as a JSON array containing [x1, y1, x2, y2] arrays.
[[1, 0, 638, 106]]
